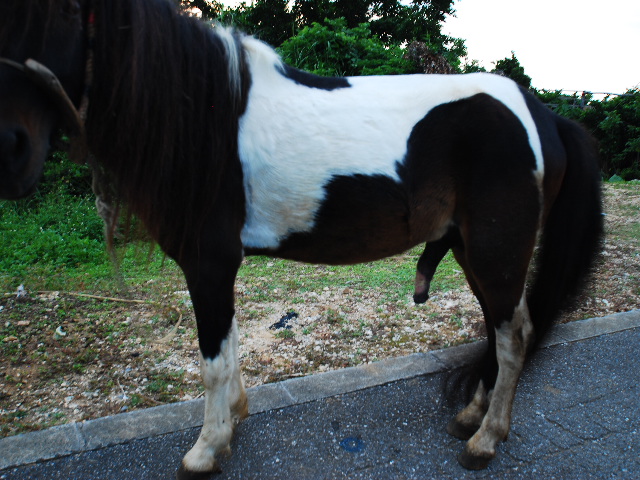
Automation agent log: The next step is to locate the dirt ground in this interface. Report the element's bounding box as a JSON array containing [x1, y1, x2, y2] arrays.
[[1, 183, 638, 437]]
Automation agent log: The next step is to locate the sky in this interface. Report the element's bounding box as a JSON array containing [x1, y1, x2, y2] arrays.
[[443, 0, 640, 93], [218, 0, 639, 94]]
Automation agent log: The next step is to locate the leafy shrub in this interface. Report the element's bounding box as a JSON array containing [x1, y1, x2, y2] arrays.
[[39, 150, 93, 198], [278, 18, 415, 76], [537, 89, 640, 180], [0, 192, 105, 280]]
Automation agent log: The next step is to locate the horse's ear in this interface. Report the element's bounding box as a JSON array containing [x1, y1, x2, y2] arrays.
[[24, 59, 85, 136]]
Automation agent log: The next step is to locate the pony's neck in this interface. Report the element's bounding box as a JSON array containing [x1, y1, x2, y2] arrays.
[[85, 0, 248, 252]]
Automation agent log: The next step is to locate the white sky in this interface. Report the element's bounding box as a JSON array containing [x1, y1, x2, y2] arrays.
[[218, 0, 640, 93], [444, 0, 640, 93]]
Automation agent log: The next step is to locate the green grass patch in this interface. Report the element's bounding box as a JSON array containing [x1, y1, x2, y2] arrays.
[[0, 189, 184, 294], [0, 187, 468, 303], [237, 249, 464, 305]]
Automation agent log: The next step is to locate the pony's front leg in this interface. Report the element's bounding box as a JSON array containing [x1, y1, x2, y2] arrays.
[[178, 318, 247, 479], [177, 253, 248, 479]]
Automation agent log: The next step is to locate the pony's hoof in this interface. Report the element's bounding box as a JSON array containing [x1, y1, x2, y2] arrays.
[[413, 291, 429, 304], [446, 418, 479, 441], [176, 462, 220, 480], [457, 448, 494, 471]]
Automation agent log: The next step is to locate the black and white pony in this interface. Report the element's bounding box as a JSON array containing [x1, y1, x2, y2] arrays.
[[0, 0, 602, 477]]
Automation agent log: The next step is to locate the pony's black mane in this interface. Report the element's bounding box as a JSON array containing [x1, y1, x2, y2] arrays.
[[85, 0, 249, 257]]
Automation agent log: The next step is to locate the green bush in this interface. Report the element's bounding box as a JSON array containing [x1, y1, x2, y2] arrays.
[[40, 150, 93, 197], [278, 18, 415, 76], [537, 89, 640, 180], [0, 191, 105, 280]]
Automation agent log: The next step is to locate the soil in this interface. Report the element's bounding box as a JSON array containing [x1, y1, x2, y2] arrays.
[[0, 183, 638, 437]]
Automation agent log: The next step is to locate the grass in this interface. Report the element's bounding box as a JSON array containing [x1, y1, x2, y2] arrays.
[[237, 250, 464, 307], [0, 188, 467, 304], [1, 183, 633, 357], [3, 179, 636, 304]]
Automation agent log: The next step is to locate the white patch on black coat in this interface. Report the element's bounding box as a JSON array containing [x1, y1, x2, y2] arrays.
[[181, 317, 245, 474], [237, 37, 544, 250], [463, 294, 534, 463]]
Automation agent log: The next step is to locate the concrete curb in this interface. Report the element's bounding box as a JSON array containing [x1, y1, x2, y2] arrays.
[[1, 309, 639, 470]]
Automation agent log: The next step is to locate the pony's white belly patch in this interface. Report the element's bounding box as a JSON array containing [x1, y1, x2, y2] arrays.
[[237, 39, 543, 250]]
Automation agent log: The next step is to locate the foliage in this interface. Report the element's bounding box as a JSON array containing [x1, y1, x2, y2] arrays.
[[536, 89, 640, 180], [406, 37, 469, 74], [178, 0, 224, 18], [0, 149, 107, 287], [184, 0, 467, 77], [491, 52, 531, 89], [38, 149, 93, 198], [0, 191, 106, 283], [278, 18, 415, 76], [217, 0, 297, 48], [292, 0, 456, 46], [203, 0, 458, 49], [461, 59, 486, 73], [293, 0, 373, 30], [582, 90, 640, 180]]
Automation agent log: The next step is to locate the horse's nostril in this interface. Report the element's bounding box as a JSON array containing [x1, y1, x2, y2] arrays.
[[0, 130, 18, 155], [0, 127, 30, 173]]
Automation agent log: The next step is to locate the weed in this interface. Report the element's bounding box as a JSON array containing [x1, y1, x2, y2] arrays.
[[449, 316, 464, 329], [325, 309, 343, 324], [275, 329, 295, 339], [72, 364, 86, 374]]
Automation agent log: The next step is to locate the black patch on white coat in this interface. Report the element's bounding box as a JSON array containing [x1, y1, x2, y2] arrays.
[[278, 64, 351, 90], [246, 93, 538, 266]]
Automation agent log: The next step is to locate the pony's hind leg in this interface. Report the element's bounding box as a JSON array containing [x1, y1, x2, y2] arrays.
[[447, 379, 490, 440], [446, 209, 537, 469], [446, 245, 496, 441], [458, 293, 534, 469]]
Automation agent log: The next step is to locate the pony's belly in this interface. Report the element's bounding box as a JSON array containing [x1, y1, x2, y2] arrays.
[[243, 172, 455, 265], [244, 222, 417, 265]]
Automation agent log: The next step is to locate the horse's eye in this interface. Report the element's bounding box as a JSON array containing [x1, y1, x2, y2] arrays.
[[62, 0, 81, 18]]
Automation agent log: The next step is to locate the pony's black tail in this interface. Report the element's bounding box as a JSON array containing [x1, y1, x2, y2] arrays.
[[527, 116, 604, 346]]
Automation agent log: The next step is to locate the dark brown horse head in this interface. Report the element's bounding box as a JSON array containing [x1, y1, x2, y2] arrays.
[[0, 0, 87, 199]]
